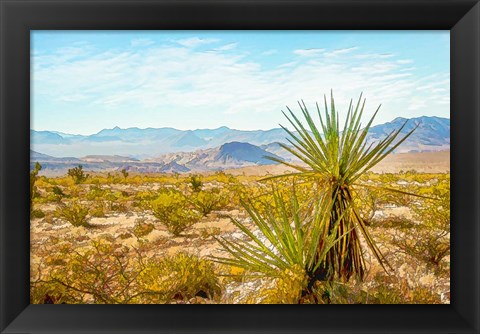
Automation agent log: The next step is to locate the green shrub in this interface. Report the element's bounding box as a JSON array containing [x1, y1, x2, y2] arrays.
[[50, 185, 67, 202], [189, 175, 203, 192], [32, 241, 221, 304], [90, 204, 106, 218], [105, 191, 120, 201], [370, 275, 442, 304], [392, 179, 450, 268], [67, 165, 89, 184], [199, 227, 221, 239], [151, 191, 201, 236], [31, 209, 45, 219], [30, 162, 42, 215], [134, 190, 159, 209], [132, 218, 154, 238], [252, 265, 308, 304], [55, 201, 90, 227], [121, 168, 129, 180], [32, 240, 138, 304], [107, 201, 128, 213], [138, 252, 221, 302], [192, 189, 227, 216], [86, 185, 107, 200], [118, 232, 133, 239], [353, 186, 381, 226]]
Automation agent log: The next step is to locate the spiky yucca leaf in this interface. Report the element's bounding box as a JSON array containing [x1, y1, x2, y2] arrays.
[[265, 92, 417, 282], [211, 187, 350, 293]]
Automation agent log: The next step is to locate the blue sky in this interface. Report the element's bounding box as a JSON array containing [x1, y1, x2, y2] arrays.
[[31, 31, 449, 135]]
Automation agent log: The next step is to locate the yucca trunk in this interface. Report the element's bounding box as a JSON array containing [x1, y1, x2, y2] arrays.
[[309, 185, 365, 284]]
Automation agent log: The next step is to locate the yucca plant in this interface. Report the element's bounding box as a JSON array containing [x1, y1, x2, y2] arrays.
[[211, 186, 349, 301], [265, 92, 417, 282]]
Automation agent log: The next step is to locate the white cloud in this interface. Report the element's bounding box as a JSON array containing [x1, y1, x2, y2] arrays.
[[33, 43, 449, 131], [355, 53, 394, 59], [214, 43, 238, 51], [131, 38, 154, 47], [397, 59, 414, 64], [175, 37, 219, 48], [324, 47, 358, 57], [278, 61, 298, 68], [293, 48, 325, 57]]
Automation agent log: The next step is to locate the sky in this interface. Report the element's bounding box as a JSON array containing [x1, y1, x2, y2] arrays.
[[31, 31, 450, 135]]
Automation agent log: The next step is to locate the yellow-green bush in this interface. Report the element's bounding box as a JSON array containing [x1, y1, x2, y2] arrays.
[[137, 252, 221, 302], [86, 185, 107, 201], [90, 204, 106, 218], [67, 165, 89, 184], [254, 265, 307, 304], [31, 209, 45, 219], [151, 191, 201, 236], [30, 162, 42, 215], [191, 188, 228, 216], [369, 275, 442, 304], [189, 175, 203, 192], [32, 241, 221, 304], [32, 240, 138, 303], [55, 201, 90, 227], [132, 219, 154, 238], [391, 178, 450, 268], [199, 226, 221, 239]]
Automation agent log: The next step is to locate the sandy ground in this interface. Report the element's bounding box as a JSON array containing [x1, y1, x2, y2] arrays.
[[222, 150, 450, 176], [30, 150, 450, 304]]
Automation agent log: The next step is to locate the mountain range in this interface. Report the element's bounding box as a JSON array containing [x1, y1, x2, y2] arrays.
[[31, 116, 450, 175], [31, 116, 449, 158], [30, 142, 283, 175], [147, 141, 283, 171]]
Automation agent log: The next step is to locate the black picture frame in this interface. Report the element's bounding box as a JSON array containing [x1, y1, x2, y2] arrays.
[[1, 0, 479, 333]]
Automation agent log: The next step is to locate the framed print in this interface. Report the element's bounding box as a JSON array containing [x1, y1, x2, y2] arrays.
[[1, 0, 479, 333]]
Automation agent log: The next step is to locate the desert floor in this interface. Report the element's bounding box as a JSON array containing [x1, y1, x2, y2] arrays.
[[30, 150, 450, 304]]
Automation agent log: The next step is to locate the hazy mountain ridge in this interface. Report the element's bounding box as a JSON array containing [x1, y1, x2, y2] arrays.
[[31, 116, 450, 175], [367, 116, 450, 152], [31, 142, 283, 175], [148, 142, 283, 171], [31, 116, 450, 158], [31, 125, 294, 158]]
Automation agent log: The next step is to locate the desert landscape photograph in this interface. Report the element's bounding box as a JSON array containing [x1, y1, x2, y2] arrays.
[[30, 30, 450, 304]]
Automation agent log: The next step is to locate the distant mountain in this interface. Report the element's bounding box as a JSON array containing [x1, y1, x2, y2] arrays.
[[160, 161, 190, 173], [149, 141, 283, 171], [30, 116, 450, 158], [173, 131, 207, 148], [81, 155, 139, 163], [30, 149, 55, 160], [120, 161, 190, 174], [30, 149, 83, 174], [216, 142, 281, 165], [193, 126, 231, 140], [31, 141, 283, 175], [50, 131, 85, 139], [30, 149, 81, 162], [261, 142, 297, 161], [368, 116, 450, 153], [31, 130, 69, 145], [30, 149, 189, 175], [95, 126, 182, 141]]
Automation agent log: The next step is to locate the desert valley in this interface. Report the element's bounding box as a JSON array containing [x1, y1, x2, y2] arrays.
[[30, 115, 450, 304]]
